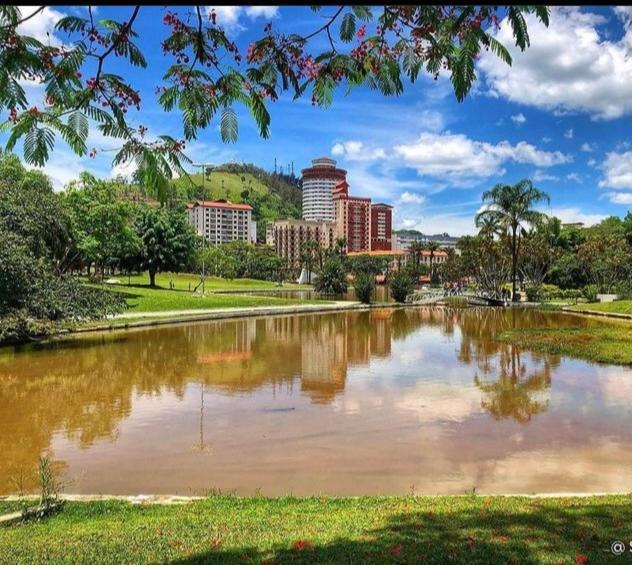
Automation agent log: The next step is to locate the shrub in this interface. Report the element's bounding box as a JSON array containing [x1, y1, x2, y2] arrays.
[[616, 279, 632, 300], [353, 273, 374, 304], [525, 287, 542, 302], [314, 254, 347, 295], [582, 284, 598, 303], [389, 271, 415, 303]]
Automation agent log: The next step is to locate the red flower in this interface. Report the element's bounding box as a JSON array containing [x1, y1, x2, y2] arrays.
[[574, 555, 588, 564], [390, 545, 402, 554], [292, 540, 314, 551]]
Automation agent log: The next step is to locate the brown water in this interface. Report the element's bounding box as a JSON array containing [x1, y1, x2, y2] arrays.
[[1, 308, 631, 496]]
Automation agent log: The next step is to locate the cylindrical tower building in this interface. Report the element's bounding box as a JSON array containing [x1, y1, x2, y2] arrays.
[[301, 157, 347, 222]]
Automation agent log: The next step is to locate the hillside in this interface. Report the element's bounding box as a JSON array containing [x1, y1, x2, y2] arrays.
[[172, 163, 302, 240]]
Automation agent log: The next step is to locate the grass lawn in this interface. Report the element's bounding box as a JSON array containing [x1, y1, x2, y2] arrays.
[[567, 300, 632, 316], [1, 495, 630, 563], [111, 271, 306, 292], [99, 285, 328, 315], [497, 322, 632, 365]]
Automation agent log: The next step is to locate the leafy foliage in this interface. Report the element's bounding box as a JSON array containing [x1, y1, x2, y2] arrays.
[[314, 253, 347, 295], [0, 5, 549, 200], [389, 270, 415, 303], [353, 272, 374, 304]]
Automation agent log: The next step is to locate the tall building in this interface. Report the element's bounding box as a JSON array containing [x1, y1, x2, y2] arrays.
[[370, 203, 393, 251], [301, 157, 347, 222], [267, 219, 336, 268], [187, 200, 256, 245], [333, 180, 371, 253]]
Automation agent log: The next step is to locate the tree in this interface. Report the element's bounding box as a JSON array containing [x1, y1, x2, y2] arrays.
[[63, 173, 142, 277], [477, 214, 501, 239], [299, 240, 322, 283], [353, 272, 374, 304], [476, 179, 550, 301], [389, 270, 414, 303], [577, 233, 632, 293], [136, 206, 197, 287], [0, 6, 549, 197], [314, 253, 347, 296], [426, 240, 440, 277]]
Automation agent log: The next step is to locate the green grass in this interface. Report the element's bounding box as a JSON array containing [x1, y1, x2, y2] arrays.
[[497, 322, 632, 365], [1, 495, 631, 563], [110, 272, 306, 292], [101, 285, 327, 315], [175, 171, 271, 202], [567, 300, 632, 316]]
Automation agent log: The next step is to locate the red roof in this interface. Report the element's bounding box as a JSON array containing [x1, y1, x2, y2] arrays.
[[193, 200, 253, 211]]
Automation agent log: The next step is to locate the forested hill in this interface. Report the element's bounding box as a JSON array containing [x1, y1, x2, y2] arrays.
[[172, 163, 302, 239]]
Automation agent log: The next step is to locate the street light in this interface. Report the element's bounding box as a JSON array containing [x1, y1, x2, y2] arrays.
[[192, 163, 214, 295]]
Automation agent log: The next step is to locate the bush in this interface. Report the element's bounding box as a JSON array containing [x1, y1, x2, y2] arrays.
[[353, 273, 374, 304], [525, 287, 542, 302], [444, 296, 468, 308], [582, 284, 598, 303], [389, 271, 414, 303], [314, 254, 347, 295], [616, 279, 632, 300]]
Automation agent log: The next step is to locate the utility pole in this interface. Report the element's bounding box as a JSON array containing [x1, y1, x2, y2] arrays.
[[192, 162, 214, 295]]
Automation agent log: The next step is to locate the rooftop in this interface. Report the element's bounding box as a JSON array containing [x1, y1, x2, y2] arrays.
[[191, 199, 253, 211]]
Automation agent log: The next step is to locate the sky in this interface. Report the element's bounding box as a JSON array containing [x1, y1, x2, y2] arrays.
[[9, 5, 632, 235]]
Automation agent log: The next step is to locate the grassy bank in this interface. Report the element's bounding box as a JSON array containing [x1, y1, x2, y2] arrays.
[[106, 285, 326, 315], [567, 300, 632, 316], [1, 495, 631, 563], [113, 272, 306, 292], [497, 322, 632, 365]]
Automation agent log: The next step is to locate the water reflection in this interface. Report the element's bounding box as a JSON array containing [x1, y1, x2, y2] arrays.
[[0, 307, 630, 495]]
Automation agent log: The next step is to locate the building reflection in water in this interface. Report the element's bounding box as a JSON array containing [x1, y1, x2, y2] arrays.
[[0, 307, 620, 494]]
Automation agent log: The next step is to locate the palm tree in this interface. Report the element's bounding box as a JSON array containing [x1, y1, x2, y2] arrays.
[[477, 215, 501, 239], [426, 240, 440, 277], [409, 240, 425, 272], [475, 179, 550, 302], [334, 237, 347, 256]]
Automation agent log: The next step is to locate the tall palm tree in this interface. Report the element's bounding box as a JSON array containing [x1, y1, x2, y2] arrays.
[[409, 240, 425, 272], [426, 240, 440, 277], [475, 179, 550, 302]]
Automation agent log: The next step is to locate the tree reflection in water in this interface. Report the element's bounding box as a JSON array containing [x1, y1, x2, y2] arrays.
[[0, 307, 594, 492]]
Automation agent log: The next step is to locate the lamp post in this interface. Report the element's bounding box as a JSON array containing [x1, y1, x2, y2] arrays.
[[192, 163, 214, 295]]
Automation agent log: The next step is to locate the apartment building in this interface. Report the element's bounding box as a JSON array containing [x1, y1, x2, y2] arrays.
[[333, 180, 371, 253], [301, 157, 347, 222], [267, 219, 337, 268], [370, 203, 393, 251], [187, 200, 256, 245]]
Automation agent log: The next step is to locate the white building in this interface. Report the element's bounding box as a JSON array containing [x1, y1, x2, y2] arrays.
[[187, 200, 256, 245], [301, 157, 347, 222]]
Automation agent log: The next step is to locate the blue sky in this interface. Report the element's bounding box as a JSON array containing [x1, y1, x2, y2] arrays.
[[11, 5, 632, 235]]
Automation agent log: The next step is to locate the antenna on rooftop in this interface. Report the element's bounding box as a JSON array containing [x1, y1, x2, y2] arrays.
[[274, 157, 277, 174]]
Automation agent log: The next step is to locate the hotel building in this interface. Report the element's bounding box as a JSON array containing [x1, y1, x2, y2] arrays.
[[333, 180, 371, 253], [187, 200, 256, 245], [301, 157, 347, 222], [370, 203, 393, 251]]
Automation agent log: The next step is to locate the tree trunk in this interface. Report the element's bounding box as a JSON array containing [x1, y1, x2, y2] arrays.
[[511, 226, 518, 302], [149, 269, 156, 287]]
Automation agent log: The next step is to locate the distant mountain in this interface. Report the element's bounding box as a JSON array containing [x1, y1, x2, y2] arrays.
[[394, 229, 459, 241], [173, 163, 302, 240]]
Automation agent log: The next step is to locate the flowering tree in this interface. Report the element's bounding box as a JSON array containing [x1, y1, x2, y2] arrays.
[[0, 5, 549, 195]]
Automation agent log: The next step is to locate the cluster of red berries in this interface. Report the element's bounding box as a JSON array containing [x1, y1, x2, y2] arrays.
[[83, 27, 112, 48], [7, 108, 19, 124], [88, 148, 97, 158]]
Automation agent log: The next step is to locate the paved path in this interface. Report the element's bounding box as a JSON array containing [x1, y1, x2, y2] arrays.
[[561, 307, 632, 320]]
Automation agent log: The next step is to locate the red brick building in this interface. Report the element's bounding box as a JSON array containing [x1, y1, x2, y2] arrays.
[[333, 180, 371, 253], [370, 203, 393, 251]]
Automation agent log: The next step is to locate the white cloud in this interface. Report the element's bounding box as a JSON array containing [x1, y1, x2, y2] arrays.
[[244, 6, 279, 19], [549, 206, 607, 227], [566, 172, 582, 183], [608, 192, 632, 204], [510, 112, 527, 124], [331, 140, 386, 161], [479, 7, 632, 120], [580, 142, 594, 152], [588, 158, 597, 167], [564, 128, 574, 139], [533, 170, 559, 182], [208, 6, 279, 33], [393, 132, 570, 181], [398, 192, 426, 205], [541, 137, 552, 143], [16, 5, 64, 44], [599, 150, 632, 190]]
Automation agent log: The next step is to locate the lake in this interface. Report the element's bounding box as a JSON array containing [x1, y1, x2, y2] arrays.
[[1, 307, 631, 496]]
